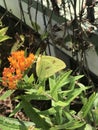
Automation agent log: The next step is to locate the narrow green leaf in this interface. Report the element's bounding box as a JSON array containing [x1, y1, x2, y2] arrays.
[[23, 75, 29, 82], [51, 120, 85, 129], [0, 27, 10, 42], [63, 110, 75, 121], [65, 87, 87, 106], [28, 74, 34, 83], [60, 80, 75, 97], [38, 107, 56, 115], [56, 70, 72, 87], [0, 27, 8, 35], [50, 71, 72, 100], [9, 102, 23, 117], [78, 93, 96, 118], [52, 101, 68, 107], [21, 97, 51, 129], [55, 108, 63, 124], [23, 74, 34, 84], [0, 115, 35, 130], [92, 108, 98, 126], [93, 93, 98, 108], [22, 93, 49, 101], [0, 35, 10, 42], [49, 76, 56, 91], [73, 75, 84, 81], [0, 90, 14, 100]]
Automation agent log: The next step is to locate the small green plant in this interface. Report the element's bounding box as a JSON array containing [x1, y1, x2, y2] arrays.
[[0, 4, 98, 129], [0, 50, 98, 130]]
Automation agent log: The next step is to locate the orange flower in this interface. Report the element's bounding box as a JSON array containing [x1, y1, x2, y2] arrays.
[[2, 50, 35, 89], [8, 50, 35, 71], [25, 53, 35, 69]]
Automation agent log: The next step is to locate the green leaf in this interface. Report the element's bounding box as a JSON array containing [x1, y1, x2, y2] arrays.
[[50, 71, 82, 101], [23, 75, 29, 82], [9, 102, 23, 117], [52, 87, 86, 107], [22, 93, 50, 101], [63, 110, 76, 121], [52, 101, 68, 107], [51, 120, 85, 129], [50, 70, 72, 97], [93, 93, 98, 108], [0, 27, 10, 42], [0, 90, 14, 100], [21, 97, 51, 129], [23, 74, 34, 83], [61, 79, 76, 97], [38, 107, 56, 115], [78, 93, 96, 118], [55, 108, 63, 124], [49, 76, 56, 90], [92, 108, 98, 126], [0, 27, 8, 35], [52, 86, 85, 107], [36, 55, 66, 80], [72, 75, 84, 81], [0, 115, 35, 130], [27, 74, 34, 83], [84, 124, 94, 130], [0, 35, 10, 42], [67, 87, 86, 103]]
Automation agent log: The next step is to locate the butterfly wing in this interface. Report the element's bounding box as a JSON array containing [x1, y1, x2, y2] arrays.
[[36, 55, 66, 80]]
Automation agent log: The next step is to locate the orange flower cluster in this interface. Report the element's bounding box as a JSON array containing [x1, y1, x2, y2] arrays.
[[2, 50, 35, 89]]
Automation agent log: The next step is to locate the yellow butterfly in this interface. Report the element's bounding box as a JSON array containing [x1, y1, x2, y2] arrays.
[[36, 55, 66, 80]]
